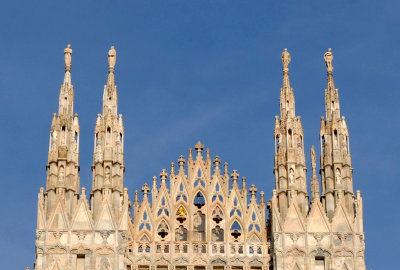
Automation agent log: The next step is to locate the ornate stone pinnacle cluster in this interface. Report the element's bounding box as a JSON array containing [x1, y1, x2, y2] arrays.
[[32, 46, 366, 270]]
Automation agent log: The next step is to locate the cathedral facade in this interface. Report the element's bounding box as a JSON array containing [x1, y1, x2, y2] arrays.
[[32, 46, 366, 270]]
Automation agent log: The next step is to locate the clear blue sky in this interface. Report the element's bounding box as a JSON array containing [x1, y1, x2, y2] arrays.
[[0, 1, 398, 269]]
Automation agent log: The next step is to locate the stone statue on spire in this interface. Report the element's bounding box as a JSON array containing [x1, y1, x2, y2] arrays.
[[108, 46, 117, 70], [64, 44, 72, 71], [311, 145, 316, 172], [281, 48, 291, 73], [324, 48, 334, 73]]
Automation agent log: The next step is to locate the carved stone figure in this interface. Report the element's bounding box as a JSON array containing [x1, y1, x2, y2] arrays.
[[108, 46, 116, 69], [336, 168, 342, 184], [64, 44, 72, 70], [289, 168, 295, 184], [324, 48, 334, 73]]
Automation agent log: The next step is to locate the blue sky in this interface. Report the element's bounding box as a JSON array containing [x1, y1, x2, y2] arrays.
[[0, 1, 398, 269]]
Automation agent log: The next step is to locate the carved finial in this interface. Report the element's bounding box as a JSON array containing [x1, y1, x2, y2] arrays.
[[195, 141, 204, 155], [134, 190, 139, 203], [324, 48, 334, 73], [141, 183, 150, 196], [281, 48, 291, 73], [231, 169, 239, 182], [260, 191, 265, 204], [250, 184, 258, 197], [242, 176, 247, 190], [188, 148, 193, 162], [152, 176, 157, 190], [170, 162, 175, 176], [26, 267, 30, 270], [81, 187, 86, 198], [160, 169, 168, 183], [178, 155, 186, 171], [213, 156, 221, 171], [224, 162, 229, 176]]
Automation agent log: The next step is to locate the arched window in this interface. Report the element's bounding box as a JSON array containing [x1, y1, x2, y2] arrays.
[[157, 221, 169, 239], [275, 135, 280, 153], [212, 207, 224, 224], [334, 130, 338, 148], [288, 129, 293, 148], [230, 221, 242, 240], [194, 192, 205, 209]]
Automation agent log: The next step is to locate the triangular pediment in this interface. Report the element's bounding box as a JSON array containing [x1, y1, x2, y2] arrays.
[[332, 203, 353, 232], [49, 200, 68, 230], [71, 200, 93, 230], [96, 202, 115, 230], [283, 203, 305, 232], [307, 201, 330, 233]]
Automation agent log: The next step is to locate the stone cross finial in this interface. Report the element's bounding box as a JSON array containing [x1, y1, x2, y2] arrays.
[[64, 44, 72, 71], [281, 48, 291, 73], [141, 183, 150, 196], [250, 184, 258, 196], [231, 169, 239, 182], [324, 48, 334, 73], [160, 169, 168, 182], [178, 155, 186, 170], [195, 141, 204, 155], [108, 46, 117, 70]]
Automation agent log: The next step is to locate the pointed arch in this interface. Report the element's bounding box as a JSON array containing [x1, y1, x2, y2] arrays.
[[230, 219, 243, 240], [193, 190, 206, 209], [212, 206, 224, 224], [157, 219, 169, 239]]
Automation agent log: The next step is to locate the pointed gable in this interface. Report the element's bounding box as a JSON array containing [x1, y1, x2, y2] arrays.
[[283, 203, 304, 232], [307, 201, 330, 233], [71, 200, 93, 230], [332, 203, 353, 232], [49, 200, 68, 230], [96, 202, 115, 230]]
